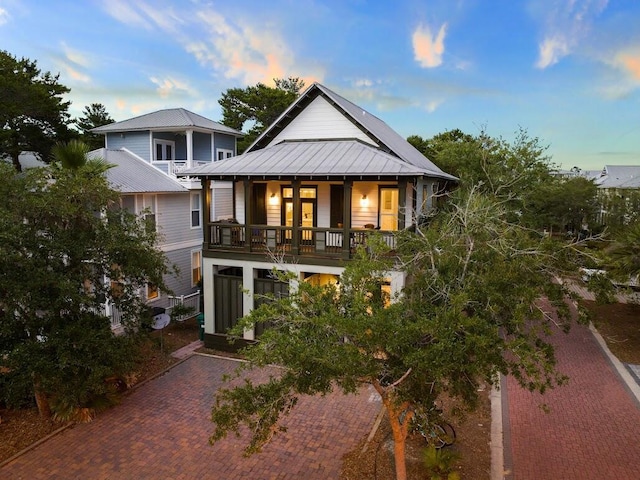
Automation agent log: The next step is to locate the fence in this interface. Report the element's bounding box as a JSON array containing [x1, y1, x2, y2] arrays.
[[167, 290, 201, 321]]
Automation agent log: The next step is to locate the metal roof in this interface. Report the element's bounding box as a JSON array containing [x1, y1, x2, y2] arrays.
[[247, 83, 456, 180], [181, 139, 453, 179], [91, 108, 242, 137], [596, 165, 640, 189], [89, 148, 188, 193]]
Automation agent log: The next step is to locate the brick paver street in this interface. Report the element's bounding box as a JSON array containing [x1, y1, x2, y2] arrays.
[[504, 312, 640, 479], [1, 354, 381, 479]]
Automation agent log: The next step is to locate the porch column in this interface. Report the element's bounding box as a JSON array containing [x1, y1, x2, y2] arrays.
[[186, 130, 194, 169], [203, 178, 212, 247], [398, 179, 407, 230], [342, 179, 352, 259], [242, 267, 255, 341], [291, 179, 301, 255], [244, 179, 253, 251], [204, 263, 216, 335]]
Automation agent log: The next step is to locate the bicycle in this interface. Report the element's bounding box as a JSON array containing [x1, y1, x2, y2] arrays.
[[410, 413, 456, 449]]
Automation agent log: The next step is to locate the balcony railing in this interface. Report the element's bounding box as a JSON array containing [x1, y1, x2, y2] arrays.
[[207, 223, 396, 259]]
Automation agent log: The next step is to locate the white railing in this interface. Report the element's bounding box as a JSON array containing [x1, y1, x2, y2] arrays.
[[104, 300, 124, 330], [167, 290, 201, 321]]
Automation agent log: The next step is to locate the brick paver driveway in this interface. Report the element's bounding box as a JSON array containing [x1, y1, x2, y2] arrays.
[[504, 314, 640, 479], [1, 354, 381, 479]]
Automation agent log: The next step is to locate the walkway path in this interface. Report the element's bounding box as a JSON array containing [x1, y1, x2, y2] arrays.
[[503, 308, 640, 479], [1, 354, 381, 479]]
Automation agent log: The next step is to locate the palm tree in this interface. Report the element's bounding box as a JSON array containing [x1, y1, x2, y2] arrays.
[[51, 139, 112, 174], [607, 222, 640, 281]]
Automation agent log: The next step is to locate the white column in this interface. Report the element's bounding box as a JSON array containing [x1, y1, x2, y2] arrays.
[[204, 262, 216, 334], [186, 130, 194, 168]]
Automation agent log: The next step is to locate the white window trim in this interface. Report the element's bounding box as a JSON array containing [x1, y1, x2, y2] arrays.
[[137, 194, 158, 232], [216, 148, 233, 161], [146, 283, 160, 302], [190, 192, 202, 229], [191, 248, 202, 287], [154, 139, 175, 161]]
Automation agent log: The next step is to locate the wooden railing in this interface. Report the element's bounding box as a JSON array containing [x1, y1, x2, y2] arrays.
[[207, 223, 396, 259]]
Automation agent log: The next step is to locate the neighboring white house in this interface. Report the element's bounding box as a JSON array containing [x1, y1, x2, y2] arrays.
[[179, 83, 457, 351]]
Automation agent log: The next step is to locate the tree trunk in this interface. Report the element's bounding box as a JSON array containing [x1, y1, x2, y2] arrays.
[[374, 383, 411, 480], [34, 383, 52, 419], [389, 411, 408, 480]]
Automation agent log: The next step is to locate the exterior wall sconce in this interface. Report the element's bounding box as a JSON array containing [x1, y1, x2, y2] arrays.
[[269, 193, 279, 206], [360, 194, 369, 207]]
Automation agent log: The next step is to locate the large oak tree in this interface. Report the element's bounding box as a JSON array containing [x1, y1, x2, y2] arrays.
[[0, 50, 73, 171]]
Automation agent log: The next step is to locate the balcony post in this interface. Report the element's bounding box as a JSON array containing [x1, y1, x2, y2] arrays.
[[399, 179, 407, 229], [186, 129, 194, 169], [244, 179, 253, 251], [342, 179, 352, 259], [291, 179, 301, 255], [203, 178, 212, 247]]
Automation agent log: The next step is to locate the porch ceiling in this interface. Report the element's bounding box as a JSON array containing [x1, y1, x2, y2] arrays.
[[180, 139, 455, 180]]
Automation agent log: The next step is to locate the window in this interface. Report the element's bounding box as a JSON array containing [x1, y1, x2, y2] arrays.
[[138, 194, 157, 232], [146, 282, 159, 301], [191, 192, 201, 228], [154, 139, 174, 161], [191, 250, 202, 287], [216, 148, 233, 161]]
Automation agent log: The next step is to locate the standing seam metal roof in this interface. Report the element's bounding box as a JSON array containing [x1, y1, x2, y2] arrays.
[[89, 148, 188, 194], [246, 83, 456, 181], [91, 108, 242, 136], [181, 139, 451, 178]]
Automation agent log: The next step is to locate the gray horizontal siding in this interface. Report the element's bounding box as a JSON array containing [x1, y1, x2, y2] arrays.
[[157, 193, 202, 246], [214, 133, 236, 155], [107, 131, 150, 162], [194, 132, 213, 161]]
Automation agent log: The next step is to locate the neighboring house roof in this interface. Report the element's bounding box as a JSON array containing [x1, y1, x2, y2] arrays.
[[184, 139, 441, 178], [90, 148, 187, 194], [91, 108, 242, 137], [1, 152, 48, 170], [596, 165, 640, 189]]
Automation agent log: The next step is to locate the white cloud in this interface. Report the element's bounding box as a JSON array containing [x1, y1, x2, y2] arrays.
[[54, 43, 91, 83], [100, 0, 153, 30], [186, 8, 322, 86], [533, 0, 609, 69], [0, 7, 10, 25], [412, 23, 447, 68], [536, 36, 570, 68], [150, 76, 195, 99]]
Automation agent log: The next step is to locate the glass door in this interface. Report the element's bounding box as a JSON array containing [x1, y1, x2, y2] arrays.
[[379, 187, 399, 231]]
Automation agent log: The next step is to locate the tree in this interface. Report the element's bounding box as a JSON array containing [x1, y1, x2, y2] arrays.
[[524, 176, 599, 235], [74, 103, 114, 150], [219, 77, 305, 153], [0, 146, 172, 419], [208, 188, 584, 479], [606, 221, 640, 280], [0, 50, 74, 172], [410, 127, 556, 227]]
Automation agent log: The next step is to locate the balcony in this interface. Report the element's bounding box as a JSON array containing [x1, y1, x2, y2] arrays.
[[206, 223, 396, 260]]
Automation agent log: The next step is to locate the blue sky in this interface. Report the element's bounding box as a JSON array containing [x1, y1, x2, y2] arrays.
[[1, 0, 639, 170]]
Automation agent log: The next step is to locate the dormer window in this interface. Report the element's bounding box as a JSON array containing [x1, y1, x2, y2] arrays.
[[155, 139, 175, 161]]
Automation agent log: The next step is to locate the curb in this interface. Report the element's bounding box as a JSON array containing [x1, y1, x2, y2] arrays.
[[490, 383, 505, 480], [589, 323, 640, 407]]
